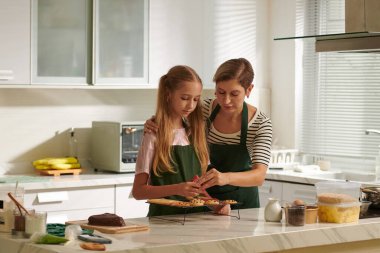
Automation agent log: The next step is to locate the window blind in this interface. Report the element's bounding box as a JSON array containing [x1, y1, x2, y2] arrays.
[[296, 0, 380, 167]]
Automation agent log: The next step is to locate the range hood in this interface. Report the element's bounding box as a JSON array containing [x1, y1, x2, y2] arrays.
[[275, 0, 380, 53]]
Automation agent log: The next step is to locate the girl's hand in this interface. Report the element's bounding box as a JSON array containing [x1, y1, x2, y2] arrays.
[[199, 168, 230, 189], [144, 116, 158, 134], [177, 182, 201, 198], [213, 204, 231, 215]]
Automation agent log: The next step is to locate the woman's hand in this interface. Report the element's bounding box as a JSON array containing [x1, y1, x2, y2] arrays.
[[199, 168, 230, 189], [177, 182, 201, 198], [144, 116, 158, 134]]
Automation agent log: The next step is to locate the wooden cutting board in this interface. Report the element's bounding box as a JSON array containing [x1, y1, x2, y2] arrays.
[[37, 168, 82, 176], [66, 220, 149, 234]]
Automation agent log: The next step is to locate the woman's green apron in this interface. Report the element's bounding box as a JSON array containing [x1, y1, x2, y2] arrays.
[[148, 144, 204, 216], [207, 102, 260, 209]]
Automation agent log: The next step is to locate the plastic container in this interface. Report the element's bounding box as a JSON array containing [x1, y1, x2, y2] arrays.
[[317, 201, 360, 223], [315, 181, 361, 201], [285, 205, 305, 226]]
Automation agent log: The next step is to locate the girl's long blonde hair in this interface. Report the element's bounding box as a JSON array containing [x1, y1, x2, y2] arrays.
[[152, 65, 209, 177]]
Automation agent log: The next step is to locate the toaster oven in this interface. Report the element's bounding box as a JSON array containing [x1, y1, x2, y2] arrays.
[[91, 121, 144, 173]]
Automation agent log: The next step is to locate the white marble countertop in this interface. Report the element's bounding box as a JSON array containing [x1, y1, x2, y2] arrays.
[[2, 208, 380, 253], [266, 169, 379, 186], [0, 168, 378, 192], [0, 170, 135, 191]]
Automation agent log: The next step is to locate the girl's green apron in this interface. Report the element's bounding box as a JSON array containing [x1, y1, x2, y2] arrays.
[[207, 102, 260, 209], [148, 143, 204, 216]]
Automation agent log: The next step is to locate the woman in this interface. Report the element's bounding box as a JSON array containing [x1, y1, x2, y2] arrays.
[[199, 58, 272, 209], [145, 58, 272, 209]]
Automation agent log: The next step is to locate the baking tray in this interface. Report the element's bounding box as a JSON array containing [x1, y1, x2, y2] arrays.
[[146, 199, 242, 225]]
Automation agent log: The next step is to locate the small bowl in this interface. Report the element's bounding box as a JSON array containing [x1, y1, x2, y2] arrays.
[[360, 201, 372, 216]]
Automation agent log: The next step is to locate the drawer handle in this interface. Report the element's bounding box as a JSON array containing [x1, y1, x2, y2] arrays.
[[37, 191, 68, 203], [260, 185, 272, 194]]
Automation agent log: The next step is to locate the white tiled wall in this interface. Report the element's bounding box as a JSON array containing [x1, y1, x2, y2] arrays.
[[0, 89, 158, 174]]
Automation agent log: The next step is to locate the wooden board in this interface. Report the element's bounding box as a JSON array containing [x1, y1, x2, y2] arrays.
[[37, 168, 82, 176], [66, 220, 149, 234]]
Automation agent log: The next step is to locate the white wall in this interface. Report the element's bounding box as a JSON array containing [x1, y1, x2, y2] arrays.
[[0, 0, 297, 174], [0, 89, 155, 174], [270, 0, 297, 149]]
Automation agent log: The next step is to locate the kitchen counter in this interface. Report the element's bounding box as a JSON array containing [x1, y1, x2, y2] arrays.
[[266, 169, 379, 186], [0, 168, 378, 192], [2, 208, 380, 253], [0, 170, 135, 190]]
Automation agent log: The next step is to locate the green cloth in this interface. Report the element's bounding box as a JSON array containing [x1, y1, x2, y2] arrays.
[[46, 223, 92, 237], [207, 102, 260, 209], [148, 144, 204, 216]]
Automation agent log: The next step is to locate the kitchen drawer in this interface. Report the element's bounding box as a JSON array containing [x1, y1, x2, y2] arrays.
[[259, 180, 283, 206], [282, 182, 316, 204], [24, 186, 115, 213], [47, 207, 114, 224], [115, 185, 149, 218]]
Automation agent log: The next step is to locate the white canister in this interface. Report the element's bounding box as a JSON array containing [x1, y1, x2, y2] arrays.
[[25, 212, 47, 235], [264, 198, 282, 222]]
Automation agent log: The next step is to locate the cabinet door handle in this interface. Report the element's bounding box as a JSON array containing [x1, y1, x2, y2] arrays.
[[37, 191, 68, 203], [0, 70, 14, 80], [260, 184, 272, 194]]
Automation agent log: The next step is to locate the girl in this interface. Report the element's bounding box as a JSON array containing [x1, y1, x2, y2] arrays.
[[132, 65, 209, 216]]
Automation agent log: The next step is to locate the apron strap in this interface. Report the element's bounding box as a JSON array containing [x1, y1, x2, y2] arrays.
[[207, 103, 220, 129], [240, 102, 248, 146]]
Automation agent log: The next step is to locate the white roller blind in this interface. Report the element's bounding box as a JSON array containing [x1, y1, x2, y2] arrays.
[[296, 0, 380, 162]]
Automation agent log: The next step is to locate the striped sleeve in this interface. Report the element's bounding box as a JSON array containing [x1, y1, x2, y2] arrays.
[[247, 111, 273, 166], [202, 98, 213, 121]]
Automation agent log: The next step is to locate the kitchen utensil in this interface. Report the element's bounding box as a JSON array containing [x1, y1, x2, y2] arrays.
[[361, 187, 380, 208], [66, 220, 149, 234], [7, 192, 30, 216], [360, 201, 372, 216]]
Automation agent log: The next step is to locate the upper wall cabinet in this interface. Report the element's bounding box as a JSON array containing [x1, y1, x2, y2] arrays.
[[0, 0, 31, 84], [31, 0, 148, 86], [94, 0, 148, 85], [32, 0, 88, 85]]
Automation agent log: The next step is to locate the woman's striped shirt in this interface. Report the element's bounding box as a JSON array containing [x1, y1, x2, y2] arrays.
[[202, 98, 272, 166]]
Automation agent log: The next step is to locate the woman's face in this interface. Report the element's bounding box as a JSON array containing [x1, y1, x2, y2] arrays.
[[215, 79, 251, 114], [169, 81, 202, 120]]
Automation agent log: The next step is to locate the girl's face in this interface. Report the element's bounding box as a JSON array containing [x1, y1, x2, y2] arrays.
[[169, 81, 202, 120], [215, 79, 252, 114]]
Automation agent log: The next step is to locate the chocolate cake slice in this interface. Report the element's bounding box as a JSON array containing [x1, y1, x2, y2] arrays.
[[88, 213, 126, 227]]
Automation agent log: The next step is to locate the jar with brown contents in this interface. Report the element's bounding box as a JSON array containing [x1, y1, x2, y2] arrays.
[[286, 205, 305, 226]]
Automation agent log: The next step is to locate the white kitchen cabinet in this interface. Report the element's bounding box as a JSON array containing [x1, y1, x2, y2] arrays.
[[0, 0, 30, 85], [260, 180, 317, 207], [115, 185, 149, 218], [24, 186, 114, 223], [282, 182, 316, 204], [259, 180, 283, 207], [149, 0, 204, 87], [31, 0, 88, 85], [31, 0, 148, 86], [94, 0, 148, 85]]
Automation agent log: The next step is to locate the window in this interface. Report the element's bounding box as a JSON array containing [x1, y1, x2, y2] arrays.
[[296, 0, 380, 171]]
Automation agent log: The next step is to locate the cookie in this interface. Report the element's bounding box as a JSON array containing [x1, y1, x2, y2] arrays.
[[80, 242, 106, 251]]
